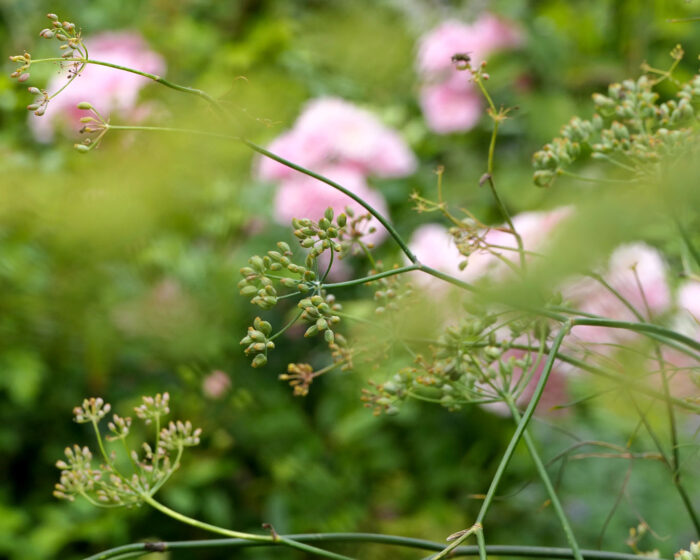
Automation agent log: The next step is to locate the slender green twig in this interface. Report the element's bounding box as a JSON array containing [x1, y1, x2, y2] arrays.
[[473, 76, 526, 270], [268, 309, 305, 342], [29, 57, 225, 115], [141, 495, 355, 560], [506, 399, 584, 560], [82, 534, 674, 560], [434, 324, 572, 560]]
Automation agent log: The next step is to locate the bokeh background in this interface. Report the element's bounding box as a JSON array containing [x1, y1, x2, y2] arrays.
[[1, 1, 699, 559]]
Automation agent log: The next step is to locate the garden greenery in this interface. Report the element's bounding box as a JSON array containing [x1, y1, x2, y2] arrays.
[[7, 11, 700, 560]]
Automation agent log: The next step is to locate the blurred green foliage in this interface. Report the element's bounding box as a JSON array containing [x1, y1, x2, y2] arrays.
[[0, 0, 699, 558]]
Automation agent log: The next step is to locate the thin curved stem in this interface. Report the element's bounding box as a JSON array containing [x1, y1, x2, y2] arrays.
[[436, 324, 572, 558], [82, 534, 668, 560], [141, 495, 355, 560], [30, 57, 225, 116], [241, 139, 417, 263], [506, 399, 583, 560]]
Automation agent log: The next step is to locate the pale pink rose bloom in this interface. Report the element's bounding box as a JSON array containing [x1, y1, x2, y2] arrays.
[[408, 223, 493, 289], [202, 370, 231, 400], [417, 15, 522, 77], [484, 207, 573, 273], [566, 243, 670, 347], [273, 165, 389, 246], [419, 83, 483, 134], [255, 131, 317, 182], [30, 32, 166, 142], [416, 14, 522, 134], [408, 207, 571, 288], [256, 97, 416, 181], [678, 281, 700, 323]]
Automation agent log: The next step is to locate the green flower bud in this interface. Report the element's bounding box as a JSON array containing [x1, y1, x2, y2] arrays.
[[249, 255, 265, 272], [254, 317, 272, 336], [240, 285, 258, 297], [76, 101, 93, 110], [324, 329, 334, 343], [337, 213, 347, 227], [304, 325, 319, 337], [251, 354, 267, 368]]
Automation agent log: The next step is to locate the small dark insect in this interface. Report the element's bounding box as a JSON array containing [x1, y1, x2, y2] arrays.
[[451, 52, 471, 70], [451, 52, 471, 64]]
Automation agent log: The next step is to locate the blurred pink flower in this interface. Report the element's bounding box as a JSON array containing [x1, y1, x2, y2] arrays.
[[256, 97, 416, 181], [417, 15, 522, 77], [416, 14, 523, 134], [678, 281, 700, 323], [419, 83, 482, 134], [408, 207, 572, 288], [273, 165, 390, 246], [202, 370, 231, 400], [566, 243, 670, 347], [30, 31, 165, 142]]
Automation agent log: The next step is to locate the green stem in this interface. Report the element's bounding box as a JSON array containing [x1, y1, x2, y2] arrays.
[[141, 495, 354, 560], [570, 317, 700, 353], [82, 535, 673, 560], [473, 76, 526, 270], [322, 265, 421, 289], [435, 324, 572, 557], [30, 58, 225, 115], [506, 343, 700, 414], [506, 399, 584, 560], [268, 309, 304, 342], [241, 139, 417, 263]]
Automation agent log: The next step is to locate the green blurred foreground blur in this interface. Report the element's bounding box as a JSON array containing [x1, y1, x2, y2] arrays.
[[1, 1, 699, 559]]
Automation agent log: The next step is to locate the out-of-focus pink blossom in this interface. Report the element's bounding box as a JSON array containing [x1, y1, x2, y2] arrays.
[[419, 83, 482, 134], [484, 207, 573, 273], [30, 32, 165, 142], [566, 243, 670, 347], [678, 281, 700, 323], [202, 370, 231, 400], [417, 15, 522, 77], [416, 14, 523, 134], [409, 207, 572, 288], [256, 97, 417, 181], [273, 165, 389, 246]]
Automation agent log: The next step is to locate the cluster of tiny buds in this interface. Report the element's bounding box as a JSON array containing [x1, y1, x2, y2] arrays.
[[675, 543, 700, 560], [292, 208, 346, 263], [106, 414, 132, 441], [39, 13, 84, 57], [298, 292, 341, 343], [73, 397, 111, 423], [279, 363, 316, 396], [160, 420, 202, 449], [238, 241, 320, 310], [240, 317, 275, 368], [134, 392, 170, 424], [533, 60, 700, 187]]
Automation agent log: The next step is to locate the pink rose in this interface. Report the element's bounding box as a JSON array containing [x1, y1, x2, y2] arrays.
[[419, 83, 483, 134], [416, 14, 523, 134], [30, 31, 165, 142], [256, 97, 416, 180], [566, 243, 670, 347]]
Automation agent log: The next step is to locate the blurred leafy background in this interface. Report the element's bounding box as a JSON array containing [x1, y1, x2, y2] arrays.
[[1, 0, 699, 558]]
